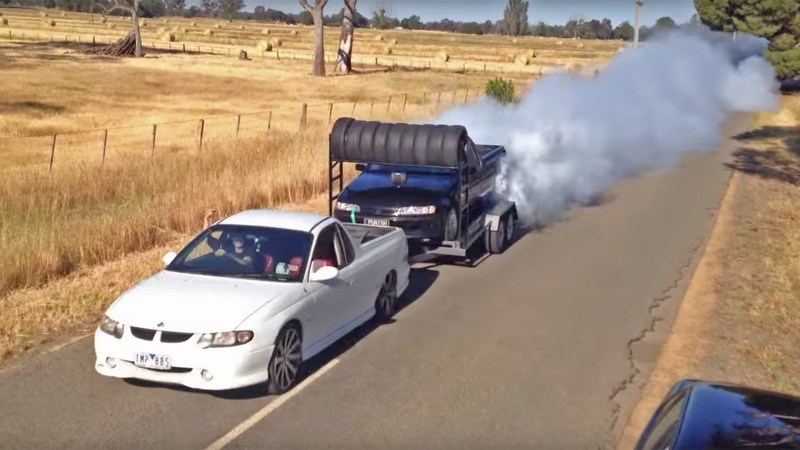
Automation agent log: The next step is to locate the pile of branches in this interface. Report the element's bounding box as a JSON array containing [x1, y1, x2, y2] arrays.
[[83, 32, 140, 57]]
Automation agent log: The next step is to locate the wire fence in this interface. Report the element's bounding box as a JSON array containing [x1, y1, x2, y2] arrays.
[[0, 86, 491, 172]]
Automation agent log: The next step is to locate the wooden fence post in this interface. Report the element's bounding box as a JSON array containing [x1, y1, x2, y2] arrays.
[[352, 101, 357, 115], [368, 101, 374, 120], [101, 129, 108, 166], [328, 103, 334, 124], [267, 111, 272, 132], [235, 114, 241, 137], [386, 96, 392, 114], [197, 119, 205, 151], [151, 124, 157, 158], [422, 92, 427, 107], [464, 88, 469, 104], [401, 94, 408, 115], [299, 103, 307, 129], [48, 134, 57, 172]]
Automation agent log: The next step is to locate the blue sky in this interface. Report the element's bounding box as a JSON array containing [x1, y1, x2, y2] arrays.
[[242, 1, 698, 28]]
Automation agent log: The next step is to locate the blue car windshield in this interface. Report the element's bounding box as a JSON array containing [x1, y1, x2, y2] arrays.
[[167, 225, 313, 282]]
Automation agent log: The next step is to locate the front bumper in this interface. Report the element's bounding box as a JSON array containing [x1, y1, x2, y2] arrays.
[[333, 210, 445, 242], [94, 329, 273, 391]]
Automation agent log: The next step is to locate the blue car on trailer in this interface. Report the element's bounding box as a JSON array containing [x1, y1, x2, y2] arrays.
[[327, 117, 518, 261]]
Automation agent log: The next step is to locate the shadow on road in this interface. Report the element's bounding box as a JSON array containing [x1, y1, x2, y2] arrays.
[[124, 267, 441, 399], [728, 126, 800, 186]]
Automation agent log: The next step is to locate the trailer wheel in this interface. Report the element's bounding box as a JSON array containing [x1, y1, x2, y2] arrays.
[[486, 214, 510, 254]]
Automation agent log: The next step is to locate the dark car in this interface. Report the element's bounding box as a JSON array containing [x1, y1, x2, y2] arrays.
[[636, 379, 800, 449]]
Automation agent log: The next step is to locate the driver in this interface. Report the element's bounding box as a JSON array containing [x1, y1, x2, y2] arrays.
[[215, 232, 254, 267]]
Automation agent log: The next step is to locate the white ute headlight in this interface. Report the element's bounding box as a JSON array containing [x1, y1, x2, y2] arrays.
[[99, 315, 124, 339], [394, 205, 437, 215], [197, 331, 254, 348], [335, 202, 360, 212]]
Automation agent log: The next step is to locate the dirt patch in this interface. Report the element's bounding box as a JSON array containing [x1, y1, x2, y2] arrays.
[[616, 96, 800, 449]]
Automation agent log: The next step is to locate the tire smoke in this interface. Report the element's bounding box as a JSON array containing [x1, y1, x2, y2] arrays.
[[436, 27, 781, 224]]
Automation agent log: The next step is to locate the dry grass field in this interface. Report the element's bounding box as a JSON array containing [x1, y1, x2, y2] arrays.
[[0, 5, 619, 364]]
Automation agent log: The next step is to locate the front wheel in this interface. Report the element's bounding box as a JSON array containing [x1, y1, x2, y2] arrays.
[[374, 271, 397, 323], [266, 323, 303, 395]]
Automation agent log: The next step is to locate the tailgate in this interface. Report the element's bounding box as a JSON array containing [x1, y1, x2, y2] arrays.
[[341, 223, 401, 248]]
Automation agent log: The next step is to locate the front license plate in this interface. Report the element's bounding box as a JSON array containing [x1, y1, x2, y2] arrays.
[[134, 352, 172, 370], [364, 218, 390, 227]]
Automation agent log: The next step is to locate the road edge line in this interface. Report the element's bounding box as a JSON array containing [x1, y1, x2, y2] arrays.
[[204, 358, 340, 450]]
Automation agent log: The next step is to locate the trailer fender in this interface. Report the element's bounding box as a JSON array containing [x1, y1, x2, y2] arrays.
[[484, 200, 517, 231]]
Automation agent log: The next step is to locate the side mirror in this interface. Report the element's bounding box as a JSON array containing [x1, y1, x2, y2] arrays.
[[162, 251, 177, 266], [355, 163, 367, 172], [309, 265, 339, 282]]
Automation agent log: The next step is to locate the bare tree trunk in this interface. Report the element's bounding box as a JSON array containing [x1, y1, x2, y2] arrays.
[[335, 0, 356, 74], [132, 0, 142, 57], [312, 9, 325, 75], [300, 0, 328, 76]]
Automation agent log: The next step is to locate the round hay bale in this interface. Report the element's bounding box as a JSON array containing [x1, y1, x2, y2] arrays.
[[204, 29, 214, 36], [578, 43, 585, 49], [512, 38, 518, 43], [270, 37, 283, 46], [383, 46, 393, 55], [214, 23, 222, 29], [449, 36, 456, 42], [39, 11, 48, 17], [437, 51, 450, 62], [106, 23, 115, 29], [46, 19, 56, 26], [161, 32, 176, 42], [374, 35, 384, 41], [0, 12, 3, 16], [261, 28, 270, 34], [100, 16, 107, 23], [290, 29, 298, 35], [140, 19, 147, 26], [526, 49, 538, 58], [1, 18, 7, 26], [389, 38, 398, 45], [164, 18, 169, 23], [60, 11, 66, 16], [556, 40, 564, 46], [515, 54, 529, 66], [157, 27, 166, 33], [257, 40, 273, 52], [238, 25, 245, 30]]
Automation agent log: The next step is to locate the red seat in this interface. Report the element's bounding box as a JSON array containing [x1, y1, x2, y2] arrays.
[[263, 254, 275, 273], [288, 257, 304, 277], [311, 258, 336, 273]]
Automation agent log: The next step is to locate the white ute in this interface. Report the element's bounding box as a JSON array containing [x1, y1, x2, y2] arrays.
[[94, 209, 410, 393]]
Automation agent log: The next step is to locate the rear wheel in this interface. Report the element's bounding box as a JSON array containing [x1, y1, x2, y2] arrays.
[[266, 323, 303, 395], [374, 271, 397, 323], [486, 213, 512, 254]]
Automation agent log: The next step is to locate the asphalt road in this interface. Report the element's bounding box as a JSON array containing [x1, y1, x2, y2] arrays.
[[0, 115, 751, 449]]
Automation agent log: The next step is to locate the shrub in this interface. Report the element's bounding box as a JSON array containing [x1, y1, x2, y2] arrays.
[[485, 77, 515, 104]]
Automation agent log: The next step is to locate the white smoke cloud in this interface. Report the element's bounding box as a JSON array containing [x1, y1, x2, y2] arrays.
[[436, 27, 781, 225]]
